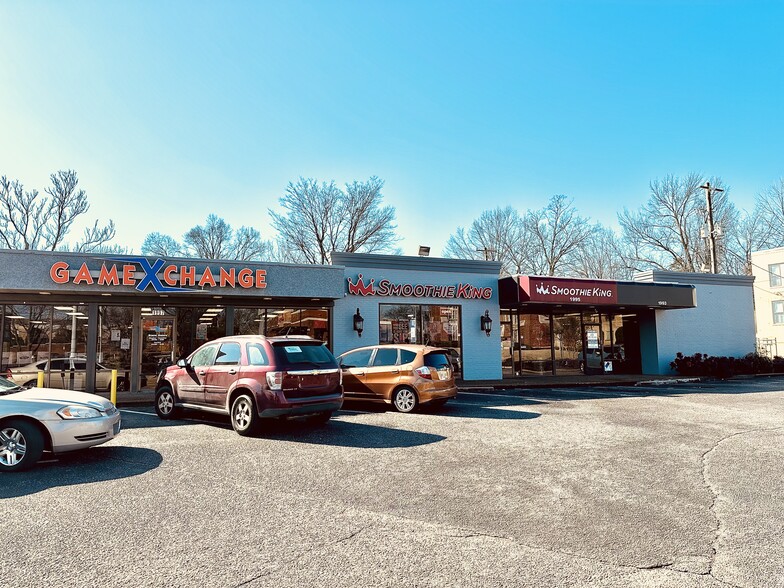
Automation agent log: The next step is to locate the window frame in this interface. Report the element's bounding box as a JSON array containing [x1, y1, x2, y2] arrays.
[[770, 264, 783, 288], [773, 300, 784, 325]]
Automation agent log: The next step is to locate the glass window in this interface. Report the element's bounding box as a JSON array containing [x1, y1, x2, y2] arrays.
[[378, 304, 462, 365], [191, 344, 218, 367], [246, 343, 269, 366], [98, 306, 133, 391], [272, 342, 335, 367], [340, 349, 373, 368], [424, 352, 450, 369], [553, 313, 582, 375], [379, 304, 418, 344], [400, 349, 417, 364], [774, 301, 784, 325], [235, 307, 330, 345], [215, 343, 241, 365], [770, 264, 783, 287], [372, 347, 399, 367], [519, 313, 552, 374]]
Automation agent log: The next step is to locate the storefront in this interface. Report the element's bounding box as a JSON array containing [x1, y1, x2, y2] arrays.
[[0, 250, 344, 392], [498, 275, 697, 376], [331, 252, 503, 381]]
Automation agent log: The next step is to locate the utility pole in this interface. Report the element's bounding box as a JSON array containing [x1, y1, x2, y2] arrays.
[[700, 182, 723, 273], [476, 247, 495, 261]]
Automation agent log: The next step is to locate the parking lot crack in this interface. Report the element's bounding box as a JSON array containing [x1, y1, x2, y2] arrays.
[[700, 425, 784, 588]]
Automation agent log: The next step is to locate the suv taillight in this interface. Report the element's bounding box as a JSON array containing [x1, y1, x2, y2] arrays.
[[266, 371, 284, 390], [414, 366, 433, 380]]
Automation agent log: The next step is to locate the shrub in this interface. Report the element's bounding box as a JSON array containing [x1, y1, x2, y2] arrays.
[[670, 352, 778, 378]]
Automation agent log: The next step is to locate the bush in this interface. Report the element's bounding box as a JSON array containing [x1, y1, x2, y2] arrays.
[[670, 352, 781, 378]]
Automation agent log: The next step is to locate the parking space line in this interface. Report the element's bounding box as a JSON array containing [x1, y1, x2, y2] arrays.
[[120, 409, 157, 416]]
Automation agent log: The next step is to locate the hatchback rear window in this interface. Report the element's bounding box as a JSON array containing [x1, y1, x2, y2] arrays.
[[272, 343, 337, 367], [424, 352, 450, 369]]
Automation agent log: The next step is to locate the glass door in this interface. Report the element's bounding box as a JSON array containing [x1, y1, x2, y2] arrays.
[[140, 311, 176, 390]]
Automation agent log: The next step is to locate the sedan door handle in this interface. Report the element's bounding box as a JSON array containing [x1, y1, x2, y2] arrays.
[[228, 369, 237, 375], [198, 370, 206, 376]]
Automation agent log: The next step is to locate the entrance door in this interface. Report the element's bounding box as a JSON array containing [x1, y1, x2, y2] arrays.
[[582, 322, 603, 374], [140, 316, 176, 390]]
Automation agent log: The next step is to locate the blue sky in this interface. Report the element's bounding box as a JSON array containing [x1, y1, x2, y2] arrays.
[[1, 1, 782, 256]]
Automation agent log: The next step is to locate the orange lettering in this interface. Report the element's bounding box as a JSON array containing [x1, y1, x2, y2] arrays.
[[73, 263, 94, 285], [50, 262, 70, 284], [219, 267, 236, 287], [180, 266, 196, 286], [255, 269, 266, 288], [122, 265, 136, 285], [238, 268, 253, 288], [198, 267, 217, 287], [97, 264, 119, 286], [163, 265, 178, 286]]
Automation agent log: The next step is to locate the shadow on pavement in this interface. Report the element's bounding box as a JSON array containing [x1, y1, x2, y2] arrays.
[[343, 398, 542, 420], [0, 446, 163, 499], [263, 419, 447, 448]]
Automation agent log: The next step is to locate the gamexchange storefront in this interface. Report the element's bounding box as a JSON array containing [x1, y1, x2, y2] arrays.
[[0, 250, 344, 393]]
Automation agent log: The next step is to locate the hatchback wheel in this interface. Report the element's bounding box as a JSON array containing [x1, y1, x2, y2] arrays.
[[231, 394, 260, 436], [392, 387, 418, 413], [155, 387, 178, 419], [0, 419, 44, 472]]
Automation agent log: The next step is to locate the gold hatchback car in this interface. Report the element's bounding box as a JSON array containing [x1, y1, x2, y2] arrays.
[[337, 345, 458, 412]]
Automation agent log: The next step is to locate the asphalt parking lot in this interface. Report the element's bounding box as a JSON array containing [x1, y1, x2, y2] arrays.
[[2, 378, 783, 588]]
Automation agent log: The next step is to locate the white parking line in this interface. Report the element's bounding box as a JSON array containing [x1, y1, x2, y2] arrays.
[[120, 409, 157, 416]]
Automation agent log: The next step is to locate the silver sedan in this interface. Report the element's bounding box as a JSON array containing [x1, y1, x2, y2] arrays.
[[0, 388, 121, 472]]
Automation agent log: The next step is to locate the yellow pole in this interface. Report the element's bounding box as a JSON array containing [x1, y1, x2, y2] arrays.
[[37, 370, 45, 387], [110, 369, 118, 405]]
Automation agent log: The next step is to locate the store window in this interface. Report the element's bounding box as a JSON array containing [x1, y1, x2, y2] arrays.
[[774, 301, 784, 325], [378, 304, 461, 349], [553, 313, 581, 375], [770, 264, 783, 288], [518, 313, 552, 375], [2, 304, 53, 382], [99, 306, 134, 391], [234, 308, 330, 344]]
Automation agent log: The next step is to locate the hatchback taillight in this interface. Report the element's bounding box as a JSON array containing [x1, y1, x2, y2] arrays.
[[266, 371, 284, 390], [414, 366, 432, 380]]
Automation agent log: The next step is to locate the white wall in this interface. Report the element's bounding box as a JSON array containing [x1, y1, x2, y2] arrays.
[[750, 247, 784, 356], [636, 271, 756, 374]]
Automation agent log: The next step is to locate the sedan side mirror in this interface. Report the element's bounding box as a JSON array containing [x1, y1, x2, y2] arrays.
[[177, 358, 188, 368]]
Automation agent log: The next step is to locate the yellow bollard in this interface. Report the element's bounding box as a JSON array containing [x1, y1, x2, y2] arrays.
[[37, 370, 45, 387], [110, 369, 118, 406]]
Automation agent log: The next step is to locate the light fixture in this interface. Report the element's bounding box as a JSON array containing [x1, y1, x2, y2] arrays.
[[207, 308, 224, 313], [38, 291, 51, 295], [6, 315, 25, 319], [480, 310, 493, 337], [55, 306, 74, 311], [418, 246, 430, 257], [142, 308, 152, 312], [352, 308, 364, 337]]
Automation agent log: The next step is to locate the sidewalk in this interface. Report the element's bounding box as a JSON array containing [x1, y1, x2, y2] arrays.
[[96, 373, 700, 407]]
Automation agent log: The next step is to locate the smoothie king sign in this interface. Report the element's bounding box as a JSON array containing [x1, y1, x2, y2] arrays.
[[347, 274, 492, 299], [518, 276, 617, 304], [49, 256, 267, 293]]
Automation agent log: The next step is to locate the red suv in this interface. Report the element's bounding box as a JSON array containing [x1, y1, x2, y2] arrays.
[[154, 336, 343, 435]]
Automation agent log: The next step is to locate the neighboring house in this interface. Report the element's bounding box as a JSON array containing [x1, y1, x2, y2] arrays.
[[750, 246, 784, 358]]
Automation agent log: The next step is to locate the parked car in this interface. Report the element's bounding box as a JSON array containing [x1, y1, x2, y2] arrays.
[[0, 388, 121, 472], [581, 345, 625, 373], [0, 376, 22, 396], [5, 357, 126, 392], [154, 335, 343, 436], [444, 348, 462, 375], [337, 344, 458, 413]]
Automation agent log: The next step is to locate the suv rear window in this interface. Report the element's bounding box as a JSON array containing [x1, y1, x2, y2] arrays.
[[424, 352, 450, 369], [272, 342, 337, 368]]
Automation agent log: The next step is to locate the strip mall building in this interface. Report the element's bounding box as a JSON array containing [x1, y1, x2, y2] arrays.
[[0, 249, 755, 392]]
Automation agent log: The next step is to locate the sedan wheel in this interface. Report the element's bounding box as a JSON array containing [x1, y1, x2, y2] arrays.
[[0, 419, 44, 472], [155, 387, 178, 419], [392, 387, 418, 413], [231, 394, 260, 436]]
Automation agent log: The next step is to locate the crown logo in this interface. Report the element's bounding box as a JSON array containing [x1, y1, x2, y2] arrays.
[[347, 273, 376, 296], [535, 283, 550, 295]]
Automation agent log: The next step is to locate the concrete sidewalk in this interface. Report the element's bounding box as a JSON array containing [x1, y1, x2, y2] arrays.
[[96, 373, 702, 407]]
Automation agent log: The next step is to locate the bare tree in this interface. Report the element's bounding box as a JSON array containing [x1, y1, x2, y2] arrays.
[[567, 224, 632, 280], [0, 170, 115, 251], [270, 176, 400, 264], [443, 207, 526, 275], [141, 215, 272, 261], [618, 173, 740, 273], [523, 194, 595, 276], [757, 178, 784, 247]]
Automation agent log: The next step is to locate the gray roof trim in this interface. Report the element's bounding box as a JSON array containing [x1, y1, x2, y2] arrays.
[[329, 252, 502, 275], [634, 270, 755, 287]]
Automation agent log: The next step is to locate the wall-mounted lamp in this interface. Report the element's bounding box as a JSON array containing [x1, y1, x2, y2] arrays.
[[353, 308, 364, 337], [480, 310, 492, 337]]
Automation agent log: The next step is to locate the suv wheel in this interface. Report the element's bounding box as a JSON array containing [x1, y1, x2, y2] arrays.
[[231, 394, 260, 436], [308, 411, 333, 426], [155, 387, 179, 419], [392, 387, 418, 413]]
